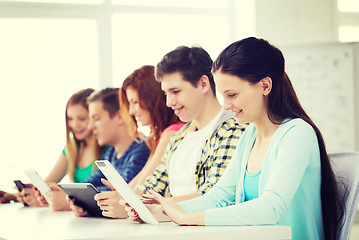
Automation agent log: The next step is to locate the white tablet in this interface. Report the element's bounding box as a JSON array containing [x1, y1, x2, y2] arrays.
[[95, 160, 159, 225], [24, 169, 51, 203]]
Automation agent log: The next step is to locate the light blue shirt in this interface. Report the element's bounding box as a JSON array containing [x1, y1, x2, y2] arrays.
[[179, 118, 324, 240], [243, 169, 261, 201]]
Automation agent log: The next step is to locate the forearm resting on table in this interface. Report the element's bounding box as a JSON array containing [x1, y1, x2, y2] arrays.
[[0, 191, 17, 203], [187, 211, 205, 226]]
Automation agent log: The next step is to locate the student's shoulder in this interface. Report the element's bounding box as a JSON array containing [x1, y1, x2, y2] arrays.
[[163, 121, 185, 133], [103, 145, 115, 154], [101, 145, 112, 154], [281, 118, 315, 133], [214, 110, 244, 131], [279, 118, 317, 141], [132, 137, 146, 146], [219, 117, 247, 132], [172, 121, 196, 137], [211, 120, 247, 145], [102, 146, 116, 159], [131, 138, 150, 152]]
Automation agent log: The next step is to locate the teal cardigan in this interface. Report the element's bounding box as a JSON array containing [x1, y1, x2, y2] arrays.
[[179, 118, 324, 240]]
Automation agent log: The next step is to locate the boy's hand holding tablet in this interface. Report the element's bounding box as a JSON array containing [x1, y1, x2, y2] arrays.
[[93, 178, 128, 219]]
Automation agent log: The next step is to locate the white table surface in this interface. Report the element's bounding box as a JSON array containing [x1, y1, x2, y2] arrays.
[[0, 203, 291, 240]]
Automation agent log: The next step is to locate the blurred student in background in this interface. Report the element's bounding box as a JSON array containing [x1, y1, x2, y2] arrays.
[[70, 65, 184, 218], [60, 88, 151, 214], [46, 88, 106, 184], [1, 88, 105, 205], [120, 65, 184, 188], [31, 88, 150, 212]]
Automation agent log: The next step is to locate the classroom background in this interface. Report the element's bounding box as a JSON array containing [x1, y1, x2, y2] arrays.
[[0, 0, 358, 195]]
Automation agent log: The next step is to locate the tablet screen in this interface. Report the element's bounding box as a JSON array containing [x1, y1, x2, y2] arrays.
[[24, 169, 51, 203], [95, 160, 159, 225], [57, 183, 103, 217]]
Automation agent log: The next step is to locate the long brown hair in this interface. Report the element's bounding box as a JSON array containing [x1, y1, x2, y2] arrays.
[[213, 37, 344, 240], [65, 88, 101, 182], [120, 65, 179, 154]]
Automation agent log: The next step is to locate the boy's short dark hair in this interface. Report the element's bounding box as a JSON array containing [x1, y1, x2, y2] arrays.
[[155, 46, 215, 95], [87, 88, 120, 118]]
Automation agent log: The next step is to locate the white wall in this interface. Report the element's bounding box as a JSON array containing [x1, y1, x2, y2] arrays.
[[0, 0, 244, 192], [254, 0, 359, 151], [255, 0, 338, 46]]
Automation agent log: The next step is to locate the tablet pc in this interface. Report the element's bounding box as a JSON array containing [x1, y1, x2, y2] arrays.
[[13, 180, 29, 207], [24, 169, 52, 203], [95, 160, 159, 225], [14, 180, 27, 192], [57, 183, 103, 217]]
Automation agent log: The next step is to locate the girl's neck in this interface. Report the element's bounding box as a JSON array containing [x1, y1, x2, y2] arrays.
[[253, 115, 282, 141]]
